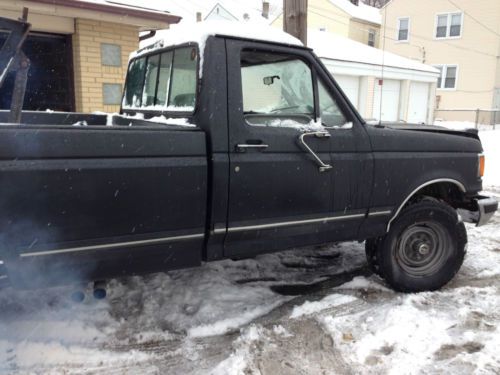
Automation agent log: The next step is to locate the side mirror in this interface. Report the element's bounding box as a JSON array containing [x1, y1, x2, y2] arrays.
[[263, 75, 280, 86]]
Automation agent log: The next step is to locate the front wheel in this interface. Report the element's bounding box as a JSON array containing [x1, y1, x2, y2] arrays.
[[374, 200, 467, 292]]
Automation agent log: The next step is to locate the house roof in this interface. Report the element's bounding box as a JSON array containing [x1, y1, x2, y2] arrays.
[[29, 0, 182, 24], [309, 30, 439, 74], [327, 0, 381, 25]]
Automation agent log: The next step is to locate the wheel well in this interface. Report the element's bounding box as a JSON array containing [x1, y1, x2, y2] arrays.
[[386, 180, 467, 232], [407, 182, 465, 209]]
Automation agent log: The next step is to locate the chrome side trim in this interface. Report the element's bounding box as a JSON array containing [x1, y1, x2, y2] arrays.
[[227, 213, 365, 233], [20, 233, 205, 258], [386, 178, 467, 232], [368, 210, 392, 217]]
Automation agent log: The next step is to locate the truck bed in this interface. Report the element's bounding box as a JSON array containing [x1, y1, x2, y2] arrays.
[[0, 111, 208, 287]]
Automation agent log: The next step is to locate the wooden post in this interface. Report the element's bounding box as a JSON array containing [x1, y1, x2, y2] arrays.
[[283, 0, 308, 46]]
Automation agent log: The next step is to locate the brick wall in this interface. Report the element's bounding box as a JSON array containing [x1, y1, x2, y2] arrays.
[[72, 19, 139, 113]]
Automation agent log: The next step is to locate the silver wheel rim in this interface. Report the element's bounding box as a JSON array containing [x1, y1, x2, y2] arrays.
[[395, 222, 451, 277]]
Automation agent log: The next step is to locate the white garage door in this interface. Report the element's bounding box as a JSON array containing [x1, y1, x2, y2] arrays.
[[334, 75, 360, 109], [408, 82, 430, 124], [373, 79, 401, 122]]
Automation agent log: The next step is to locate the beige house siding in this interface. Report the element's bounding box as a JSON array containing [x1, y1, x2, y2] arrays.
[[1, 0, 174, 113], [382, 0, 500, 121], [72, 19, 138, 113], [272, 0, 379, 47], [349, 19, 379, 47]]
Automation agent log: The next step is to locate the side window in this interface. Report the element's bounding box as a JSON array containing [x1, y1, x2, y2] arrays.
[[318, 80, 348, 128], [241, 50, 314, 126], [122, 47, 197, 111], [156, 51, 173, 106], [168, 47, 197, 109], [123, 57, 146, 108], [142, 54, 160, 107]]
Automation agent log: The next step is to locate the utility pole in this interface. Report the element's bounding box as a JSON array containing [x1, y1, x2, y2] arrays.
[[283, 0, 308, 45]]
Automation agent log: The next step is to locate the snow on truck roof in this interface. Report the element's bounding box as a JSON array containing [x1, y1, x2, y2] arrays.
[[134, 21, 303, 58]]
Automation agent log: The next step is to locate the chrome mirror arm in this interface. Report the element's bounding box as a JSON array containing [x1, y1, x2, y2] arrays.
[[298, 131, 333, 172]]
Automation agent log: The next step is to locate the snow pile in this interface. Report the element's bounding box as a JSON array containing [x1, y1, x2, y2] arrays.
[[320, 285, 500, 374], [479, 130, 500, 187], [435, 122, 500, 187], [290, 294, 357, 318], [266, 118, 325, 131], [147, 116, 195, 127], [208, 325, 264, 375]]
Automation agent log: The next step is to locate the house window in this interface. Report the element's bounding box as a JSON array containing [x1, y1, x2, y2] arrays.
[[397, 17, 409, 41], [434, 65, 458, 89], [101, 43, 122, 67], [368, 29, 376, 47], [103, 83, 123, 105], [436, 13, 463, 39]]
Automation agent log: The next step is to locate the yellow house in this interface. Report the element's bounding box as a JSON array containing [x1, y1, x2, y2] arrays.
[[0, 0, 180, 113], [272, 0, 381, 48], [381, 0, 500, 123]]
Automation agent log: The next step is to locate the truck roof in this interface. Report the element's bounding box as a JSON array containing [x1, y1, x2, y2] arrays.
[[132, 20, 304, 61]]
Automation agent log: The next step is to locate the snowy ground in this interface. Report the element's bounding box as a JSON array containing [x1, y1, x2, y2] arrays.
[[0, 128, 499, 375]]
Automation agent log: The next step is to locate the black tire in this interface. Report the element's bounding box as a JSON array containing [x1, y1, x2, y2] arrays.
[[376, 200, 467, 293]]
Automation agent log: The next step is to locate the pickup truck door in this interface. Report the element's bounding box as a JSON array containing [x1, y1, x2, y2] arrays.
[[223, 40, 372, 258]]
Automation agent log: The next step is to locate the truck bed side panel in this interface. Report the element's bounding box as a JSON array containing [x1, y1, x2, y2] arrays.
[[0, 125, 207, 287]]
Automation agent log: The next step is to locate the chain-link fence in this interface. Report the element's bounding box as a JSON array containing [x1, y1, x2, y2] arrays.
[[434, 109, 500, 129]]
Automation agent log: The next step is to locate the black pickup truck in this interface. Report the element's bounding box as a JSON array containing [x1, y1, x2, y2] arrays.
[[0, 20, 497, 293]]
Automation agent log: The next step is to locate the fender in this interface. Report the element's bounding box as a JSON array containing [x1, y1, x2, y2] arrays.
[[386, 178, 466, 232]]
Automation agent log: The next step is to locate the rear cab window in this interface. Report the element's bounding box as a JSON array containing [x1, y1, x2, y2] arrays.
[[122, 45, 198, 113]]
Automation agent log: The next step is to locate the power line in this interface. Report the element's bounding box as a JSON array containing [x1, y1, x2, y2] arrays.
[[446, 0, 500, 38], [308, 6, 497, 59]]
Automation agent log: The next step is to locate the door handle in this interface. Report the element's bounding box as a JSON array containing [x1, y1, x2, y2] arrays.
[[298, 131, 333, 172], [235, 143, 269, 152]]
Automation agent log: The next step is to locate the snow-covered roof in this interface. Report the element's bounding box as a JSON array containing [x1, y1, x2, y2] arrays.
[[137, 20, 302, 56], [32, 0, 181, 23], [309, 30, 438, 74], [328, 0, 381, 25]]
